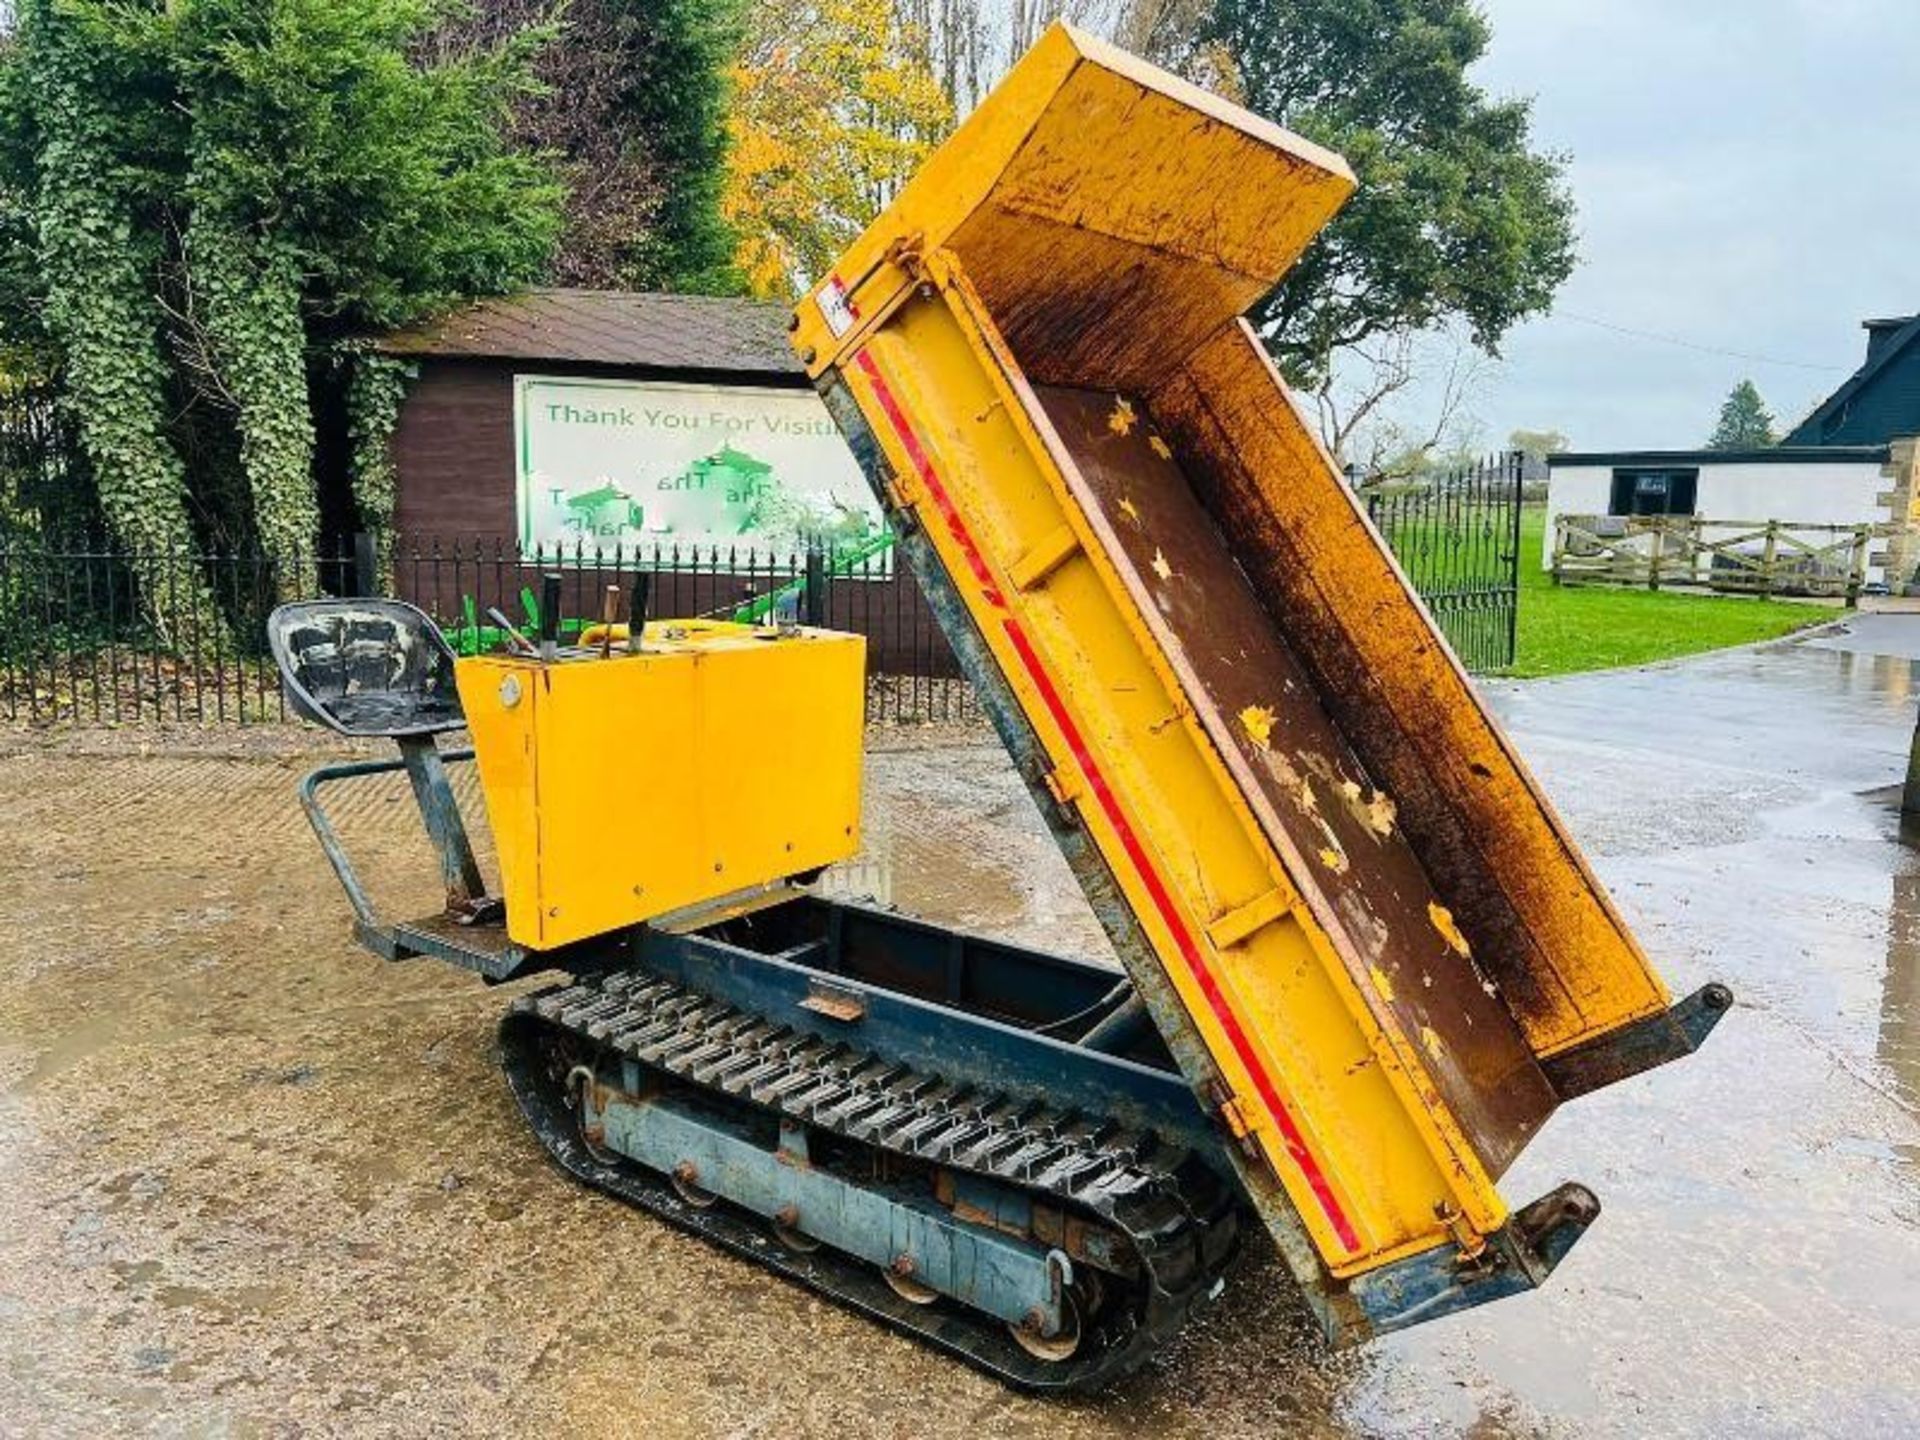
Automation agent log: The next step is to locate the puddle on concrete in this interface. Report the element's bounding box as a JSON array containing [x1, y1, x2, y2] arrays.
[[14, 1013, 124, 1095], [1882, 871, 1920, 1177]]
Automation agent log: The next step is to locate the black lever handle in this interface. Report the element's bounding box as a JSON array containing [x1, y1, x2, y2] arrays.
[[539, 573, 562, 659], [627, 574, 651, 653], [803, 544, 827, 628]]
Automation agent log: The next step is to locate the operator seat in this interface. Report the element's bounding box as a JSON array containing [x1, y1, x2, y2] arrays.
[[266, 599, 464, 738]]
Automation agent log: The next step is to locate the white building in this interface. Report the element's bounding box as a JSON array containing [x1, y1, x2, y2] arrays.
[[1545, 314, 1920, 589]]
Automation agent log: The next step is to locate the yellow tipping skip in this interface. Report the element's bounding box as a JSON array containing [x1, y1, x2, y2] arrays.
[[795, 24, 1686, 1336], [457, 622, 864, 951]]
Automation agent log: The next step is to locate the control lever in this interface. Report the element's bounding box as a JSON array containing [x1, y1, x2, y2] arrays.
[[599, 585, 620, 659], [539, 574, 562, 662], [627, 574, 651, 654], [486, 607, 536, 656]]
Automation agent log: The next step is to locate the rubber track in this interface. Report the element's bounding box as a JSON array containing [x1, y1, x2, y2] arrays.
[[499, 968, 1241, 1392]]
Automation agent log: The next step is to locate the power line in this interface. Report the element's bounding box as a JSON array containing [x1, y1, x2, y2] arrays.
[[1555, 309, 1853, 373]]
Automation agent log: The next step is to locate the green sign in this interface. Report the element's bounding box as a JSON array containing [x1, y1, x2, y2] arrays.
[[514, 375, 887, 564]]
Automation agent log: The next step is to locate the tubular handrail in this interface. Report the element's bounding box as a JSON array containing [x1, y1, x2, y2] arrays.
[[297, 747, 476, 931]]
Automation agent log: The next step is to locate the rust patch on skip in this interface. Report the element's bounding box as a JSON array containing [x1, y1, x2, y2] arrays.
[[1428, 901, 1472, 958]]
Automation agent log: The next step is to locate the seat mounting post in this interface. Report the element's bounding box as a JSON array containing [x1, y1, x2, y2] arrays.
[[398, 734, 486, 911]]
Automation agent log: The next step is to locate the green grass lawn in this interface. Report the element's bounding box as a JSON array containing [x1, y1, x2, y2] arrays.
[[1508, 507, 1830, 678]]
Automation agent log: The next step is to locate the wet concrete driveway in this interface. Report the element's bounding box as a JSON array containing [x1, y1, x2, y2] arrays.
[[3, 619, 1919, 1437]]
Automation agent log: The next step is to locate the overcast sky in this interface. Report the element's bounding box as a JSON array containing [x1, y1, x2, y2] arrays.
[[1443, 0, 1920, 452]]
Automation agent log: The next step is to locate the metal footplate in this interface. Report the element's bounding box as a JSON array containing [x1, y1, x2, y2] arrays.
[[499, 968, 1240, 1392]]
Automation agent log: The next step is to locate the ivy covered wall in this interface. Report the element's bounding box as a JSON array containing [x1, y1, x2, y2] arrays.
[[341, 346, 416, 583], [0, 0, 563, 625]]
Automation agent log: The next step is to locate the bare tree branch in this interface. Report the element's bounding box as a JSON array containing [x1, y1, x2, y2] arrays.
[[154, 212, 240, 415], [900, 0, 1136, 111], [1319, 328, 1491, 482]]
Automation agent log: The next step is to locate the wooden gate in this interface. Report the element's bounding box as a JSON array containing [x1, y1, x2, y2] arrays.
[[1552, 515, 1885, 603]]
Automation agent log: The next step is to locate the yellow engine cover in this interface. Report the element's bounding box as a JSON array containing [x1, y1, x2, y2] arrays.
[[456, 621, 865, 950]]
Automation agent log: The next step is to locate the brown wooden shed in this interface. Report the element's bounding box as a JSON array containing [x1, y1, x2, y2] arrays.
[[366, 289, 958, 690]]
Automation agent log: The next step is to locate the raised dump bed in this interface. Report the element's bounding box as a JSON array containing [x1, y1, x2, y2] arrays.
[[793, 23, 1727, 1340]]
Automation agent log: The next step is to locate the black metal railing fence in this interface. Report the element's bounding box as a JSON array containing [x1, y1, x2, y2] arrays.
[[1364, 452, 1525, 673], [0, 532, 973, 727], [2, 454, 1526, 729], [0, 536, 357, 725]]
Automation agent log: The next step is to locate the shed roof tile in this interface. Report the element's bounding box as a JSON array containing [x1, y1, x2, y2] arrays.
[[375, 288, 802, 378]]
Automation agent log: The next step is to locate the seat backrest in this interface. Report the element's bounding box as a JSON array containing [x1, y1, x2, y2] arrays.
[[266, 599, 464, 737]]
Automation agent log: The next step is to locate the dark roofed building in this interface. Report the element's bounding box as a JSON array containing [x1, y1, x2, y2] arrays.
[[1543, 312, 1920, 592], [1784, 314, 1920, 447], [357, 288, 959, 677]]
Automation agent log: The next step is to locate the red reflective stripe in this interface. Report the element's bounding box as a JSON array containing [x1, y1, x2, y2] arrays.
[[998, 618, 1360, 1253], [852, 346, 1361, 1254], [854, 350, 1007, 610]]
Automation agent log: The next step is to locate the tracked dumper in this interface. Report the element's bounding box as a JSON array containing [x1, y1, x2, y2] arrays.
[[274, 25, 1728, 1392]]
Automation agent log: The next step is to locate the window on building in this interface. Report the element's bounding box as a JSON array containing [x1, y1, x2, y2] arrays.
[[1609, 468, 1699, 517]]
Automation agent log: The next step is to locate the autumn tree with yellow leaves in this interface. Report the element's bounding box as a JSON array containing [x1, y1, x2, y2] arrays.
[[724, 0, 953, 299]]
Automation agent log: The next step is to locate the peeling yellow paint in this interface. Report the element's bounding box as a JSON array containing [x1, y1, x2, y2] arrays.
[[1107, 395, 1138, 435], [1370, 964, 1397, 1002], [1365, 790, 1397, 839], [1238, 704, 1276, 749], [1151, 548, 1172, 581], [1257, 748, 1301, 789], [1318, 845, 1349, 875], [1316, 764, 1397, 840], [1428, 901, 1472, 958], [1148, 433, 1172, 459], [1421, 1025, 1445, 1060], [1117, 495, 1141, 524]]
